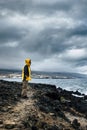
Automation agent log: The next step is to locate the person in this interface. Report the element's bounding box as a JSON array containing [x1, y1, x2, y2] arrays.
[[21, 58, 31, 98]]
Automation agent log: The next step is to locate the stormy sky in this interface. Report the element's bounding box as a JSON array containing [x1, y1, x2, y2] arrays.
[[0, 0, 87, 74]]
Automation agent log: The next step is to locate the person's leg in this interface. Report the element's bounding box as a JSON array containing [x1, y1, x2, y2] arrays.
[[27, 82, 31, 91], [21, 80, 28, 97]]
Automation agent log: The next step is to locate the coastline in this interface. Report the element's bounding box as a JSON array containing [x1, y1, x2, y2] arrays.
[[1, 77, 87, 95], [0, 80, 87, 130]]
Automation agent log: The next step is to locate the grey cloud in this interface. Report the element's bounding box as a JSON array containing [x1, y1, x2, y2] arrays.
[[60, 48, 87, 69], [35, 1, 72, 15], [71, 1, 87, 19], [75, 60, 87, 67], [0, 27, 24, 44], [0, 19, 27, 44], [0, 0, 76, 15], [0, 0, 87, 73], [19, 24, 87, 60], [0, 0, 33, 14], [70, 24, 87, 37], [20, 27, 71, 56], [0, 0, 86, 19], [67, 55, 87, 64]]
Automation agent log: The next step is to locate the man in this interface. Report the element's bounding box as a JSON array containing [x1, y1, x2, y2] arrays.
[[21, 58, 31, 98]]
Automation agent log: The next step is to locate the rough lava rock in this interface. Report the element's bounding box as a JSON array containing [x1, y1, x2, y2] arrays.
[[0, 80, 87, 130]]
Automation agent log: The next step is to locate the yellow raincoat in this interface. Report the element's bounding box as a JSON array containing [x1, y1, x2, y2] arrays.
[[22, 58, 31, 81]]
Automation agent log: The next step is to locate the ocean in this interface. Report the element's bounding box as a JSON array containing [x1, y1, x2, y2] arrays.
[[1, 77, 87, 95], [0, 70, 87, 95]]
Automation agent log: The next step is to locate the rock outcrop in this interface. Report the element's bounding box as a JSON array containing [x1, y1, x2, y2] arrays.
[[0, 80, 87, 130]]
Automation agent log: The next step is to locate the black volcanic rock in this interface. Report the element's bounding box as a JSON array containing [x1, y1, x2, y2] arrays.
[[0, 80, 87, 130], [0, 80, 22, 110]]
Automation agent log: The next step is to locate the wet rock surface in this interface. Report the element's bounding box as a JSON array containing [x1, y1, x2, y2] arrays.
[[0, 80, 87, 130]]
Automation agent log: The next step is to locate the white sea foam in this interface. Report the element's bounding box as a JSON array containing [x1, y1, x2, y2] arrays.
[[1, 76, 87, 95]]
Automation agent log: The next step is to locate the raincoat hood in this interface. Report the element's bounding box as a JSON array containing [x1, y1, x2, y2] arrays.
[[25, 58, 31, 66]]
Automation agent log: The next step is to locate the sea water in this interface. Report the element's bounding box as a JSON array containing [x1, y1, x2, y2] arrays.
[[2, 77, 87, 95]]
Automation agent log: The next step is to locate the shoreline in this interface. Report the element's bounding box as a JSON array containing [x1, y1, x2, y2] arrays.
[[1, 77, 87, 95], [0, 80, 87, 130]]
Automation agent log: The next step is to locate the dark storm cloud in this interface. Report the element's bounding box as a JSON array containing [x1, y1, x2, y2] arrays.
[[0, 0, 87, 73], [0, 0, 33, 14], [0, 26, 25, 44], [0, 0, 72, 14], [70, 24, 87, 37], [0, 16, 28, 44], [0, 0, 87, 17], [0, 0, 86, 19], [20, 27, 71, 56], [20, 24, 87, 56]]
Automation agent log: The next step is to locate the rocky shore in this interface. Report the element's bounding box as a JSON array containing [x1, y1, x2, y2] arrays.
[[0, 80, 87, 130]]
